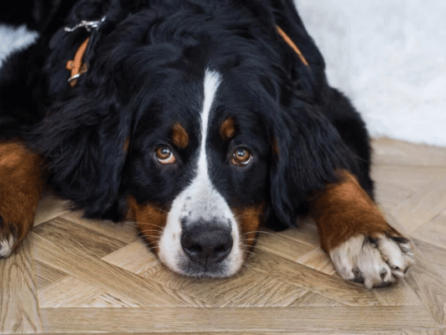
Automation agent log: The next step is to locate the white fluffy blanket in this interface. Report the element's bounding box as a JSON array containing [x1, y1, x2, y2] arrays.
[[1, 0, 445, 146], [297, 0, 446, 147]]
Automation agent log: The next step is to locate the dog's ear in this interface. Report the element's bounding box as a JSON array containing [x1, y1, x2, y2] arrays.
[[29, 96, 133, 220], [266, 100, 356, 230]]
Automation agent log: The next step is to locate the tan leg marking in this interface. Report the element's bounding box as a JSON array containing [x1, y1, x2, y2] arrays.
[[0, 142, 44, 257], [309, 170, 414, 288]]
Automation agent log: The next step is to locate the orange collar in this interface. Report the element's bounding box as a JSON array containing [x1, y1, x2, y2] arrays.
[[66, 38, 90, 87], [65, 26, 308, 87]]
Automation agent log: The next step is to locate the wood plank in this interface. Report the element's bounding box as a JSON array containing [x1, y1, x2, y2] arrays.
[[412, 211, 446, 250], [39, 276, 102, 308], [33, 259, 68, 290], [145, 265, 300, 308], [101, 240, 160, 274], [373, 279, 423, 306], [61, 211, 137, 244], [390, 180, 446, 233], [33, 217, 127, 258], [23, 331, 446, 335], [255, 233, 314, 261], [100, 242, 210, 307], [247, 248, 381, 306], [372, 165, 446, 191], [33, 194, 71, 227], [413, 239, 446, 271], [275, 219, 320, 247], [221, 276, 307, 307], [296, 246, 336, 275], [371, 163, 445, 212], [31, 233, 205, 307], [41, 307, 437, 333], [290, 292, 344, 307], [405, 248, 446, 325], [80, 291, 144, 308], [0, 238, 43, 333], [372, 138, 446, 167]]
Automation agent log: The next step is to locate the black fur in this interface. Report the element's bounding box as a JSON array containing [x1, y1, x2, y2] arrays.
[[0, 0, 373, 230]]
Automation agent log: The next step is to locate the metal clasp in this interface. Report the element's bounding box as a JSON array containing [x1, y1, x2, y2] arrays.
[[67, 73, 81, 83], [64, 16, 106, 33]]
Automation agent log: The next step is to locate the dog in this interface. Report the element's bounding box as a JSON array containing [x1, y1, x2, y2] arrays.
[[0, 0, 414, 288]]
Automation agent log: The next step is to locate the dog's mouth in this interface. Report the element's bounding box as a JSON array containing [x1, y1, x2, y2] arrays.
[[175, 252, 234, 278]]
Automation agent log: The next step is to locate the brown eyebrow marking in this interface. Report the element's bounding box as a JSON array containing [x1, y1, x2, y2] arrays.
[[172, 123, 189, 149], [220, 118, 235, 141]]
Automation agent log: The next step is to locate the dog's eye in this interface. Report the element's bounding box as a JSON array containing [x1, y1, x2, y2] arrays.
[[155, 146, 176, 165], [232, 147, 252, 166]]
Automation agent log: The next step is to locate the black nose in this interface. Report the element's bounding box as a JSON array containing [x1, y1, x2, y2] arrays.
[[181, 224, 233, 265]]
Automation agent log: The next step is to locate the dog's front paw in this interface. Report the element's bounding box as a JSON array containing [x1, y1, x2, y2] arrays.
[[0, 215, 17, 258], [330, 234, 414, 289]]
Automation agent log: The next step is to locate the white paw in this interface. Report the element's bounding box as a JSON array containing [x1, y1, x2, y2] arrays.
[[0, 233, 15, 258], [330, 234, 415, 289]]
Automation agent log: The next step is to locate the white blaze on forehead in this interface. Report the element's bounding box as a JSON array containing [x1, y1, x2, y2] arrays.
[[192, 70, 222, 208], [158, 70, 243, 277], [200, 70, 221, 164]]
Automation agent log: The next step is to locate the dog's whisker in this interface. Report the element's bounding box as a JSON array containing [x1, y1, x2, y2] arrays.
[[243, 230, 275, 236], [131, 222, 167, 229], [138, 230, 163, 234], [242, 239, 257, 243], [234, 212, 262, 218]]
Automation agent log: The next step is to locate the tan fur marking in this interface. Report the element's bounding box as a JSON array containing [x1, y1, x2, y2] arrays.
[[0, 142, 44, 252], [172, 123, 189, 149], [309, 170, 402, 253], [127, 196, 168, 255], [220, 118, 235, 141], [233, 204, 264, 256], [123, 138, 130, 153]]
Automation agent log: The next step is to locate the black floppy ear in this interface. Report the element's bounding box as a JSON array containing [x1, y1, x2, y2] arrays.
[[267, 101, 356, 230], [29, 96, 132, 221]]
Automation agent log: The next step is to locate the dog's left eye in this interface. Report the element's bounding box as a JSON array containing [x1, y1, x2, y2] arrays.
[[155, 146, 176, 165], [231, 147, 253, 166]]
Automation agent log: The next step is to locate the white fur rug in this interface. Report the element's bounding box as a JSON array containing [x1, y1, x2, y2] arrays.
[[1, 0, 445, 146], [296, 0, 446, 147]]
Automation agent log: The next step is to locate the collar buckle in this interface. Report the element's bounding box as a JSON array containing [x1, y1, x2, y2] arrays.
[[64, 16, 106, 33]]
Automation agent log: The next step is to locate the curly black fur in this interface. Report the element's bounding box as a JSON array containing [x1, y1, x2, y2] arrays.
[[0, 0, 373, 229]]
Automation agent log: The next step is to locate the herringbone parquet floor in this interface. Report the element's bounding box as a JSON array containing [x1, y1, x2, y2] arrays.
[[1, 138, 445, 334]]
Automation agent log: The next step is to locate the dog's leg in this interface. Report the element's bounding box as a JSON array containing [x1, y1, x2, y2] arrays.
[[0, 142, 44, 258], [309, 170, 414, 288]]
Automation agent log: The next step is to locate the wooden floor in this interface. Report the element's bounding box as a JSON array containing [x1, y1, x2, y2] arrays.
[[1, 138, 446, 334]]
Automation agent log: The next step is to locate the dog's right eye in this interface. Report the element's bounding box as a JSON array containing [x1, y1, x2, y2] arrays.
[[231, 147, 253, 166], [155, 146, 176, 165]]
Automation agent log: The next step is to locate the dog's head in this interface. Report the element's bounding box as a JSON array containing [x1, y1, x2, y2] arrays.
[[32, 2, 353, 277]]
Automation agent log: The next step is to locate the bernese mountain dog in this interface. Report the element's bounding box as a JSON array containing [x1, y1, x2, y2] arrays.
[[0, 0, 414, 288]]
